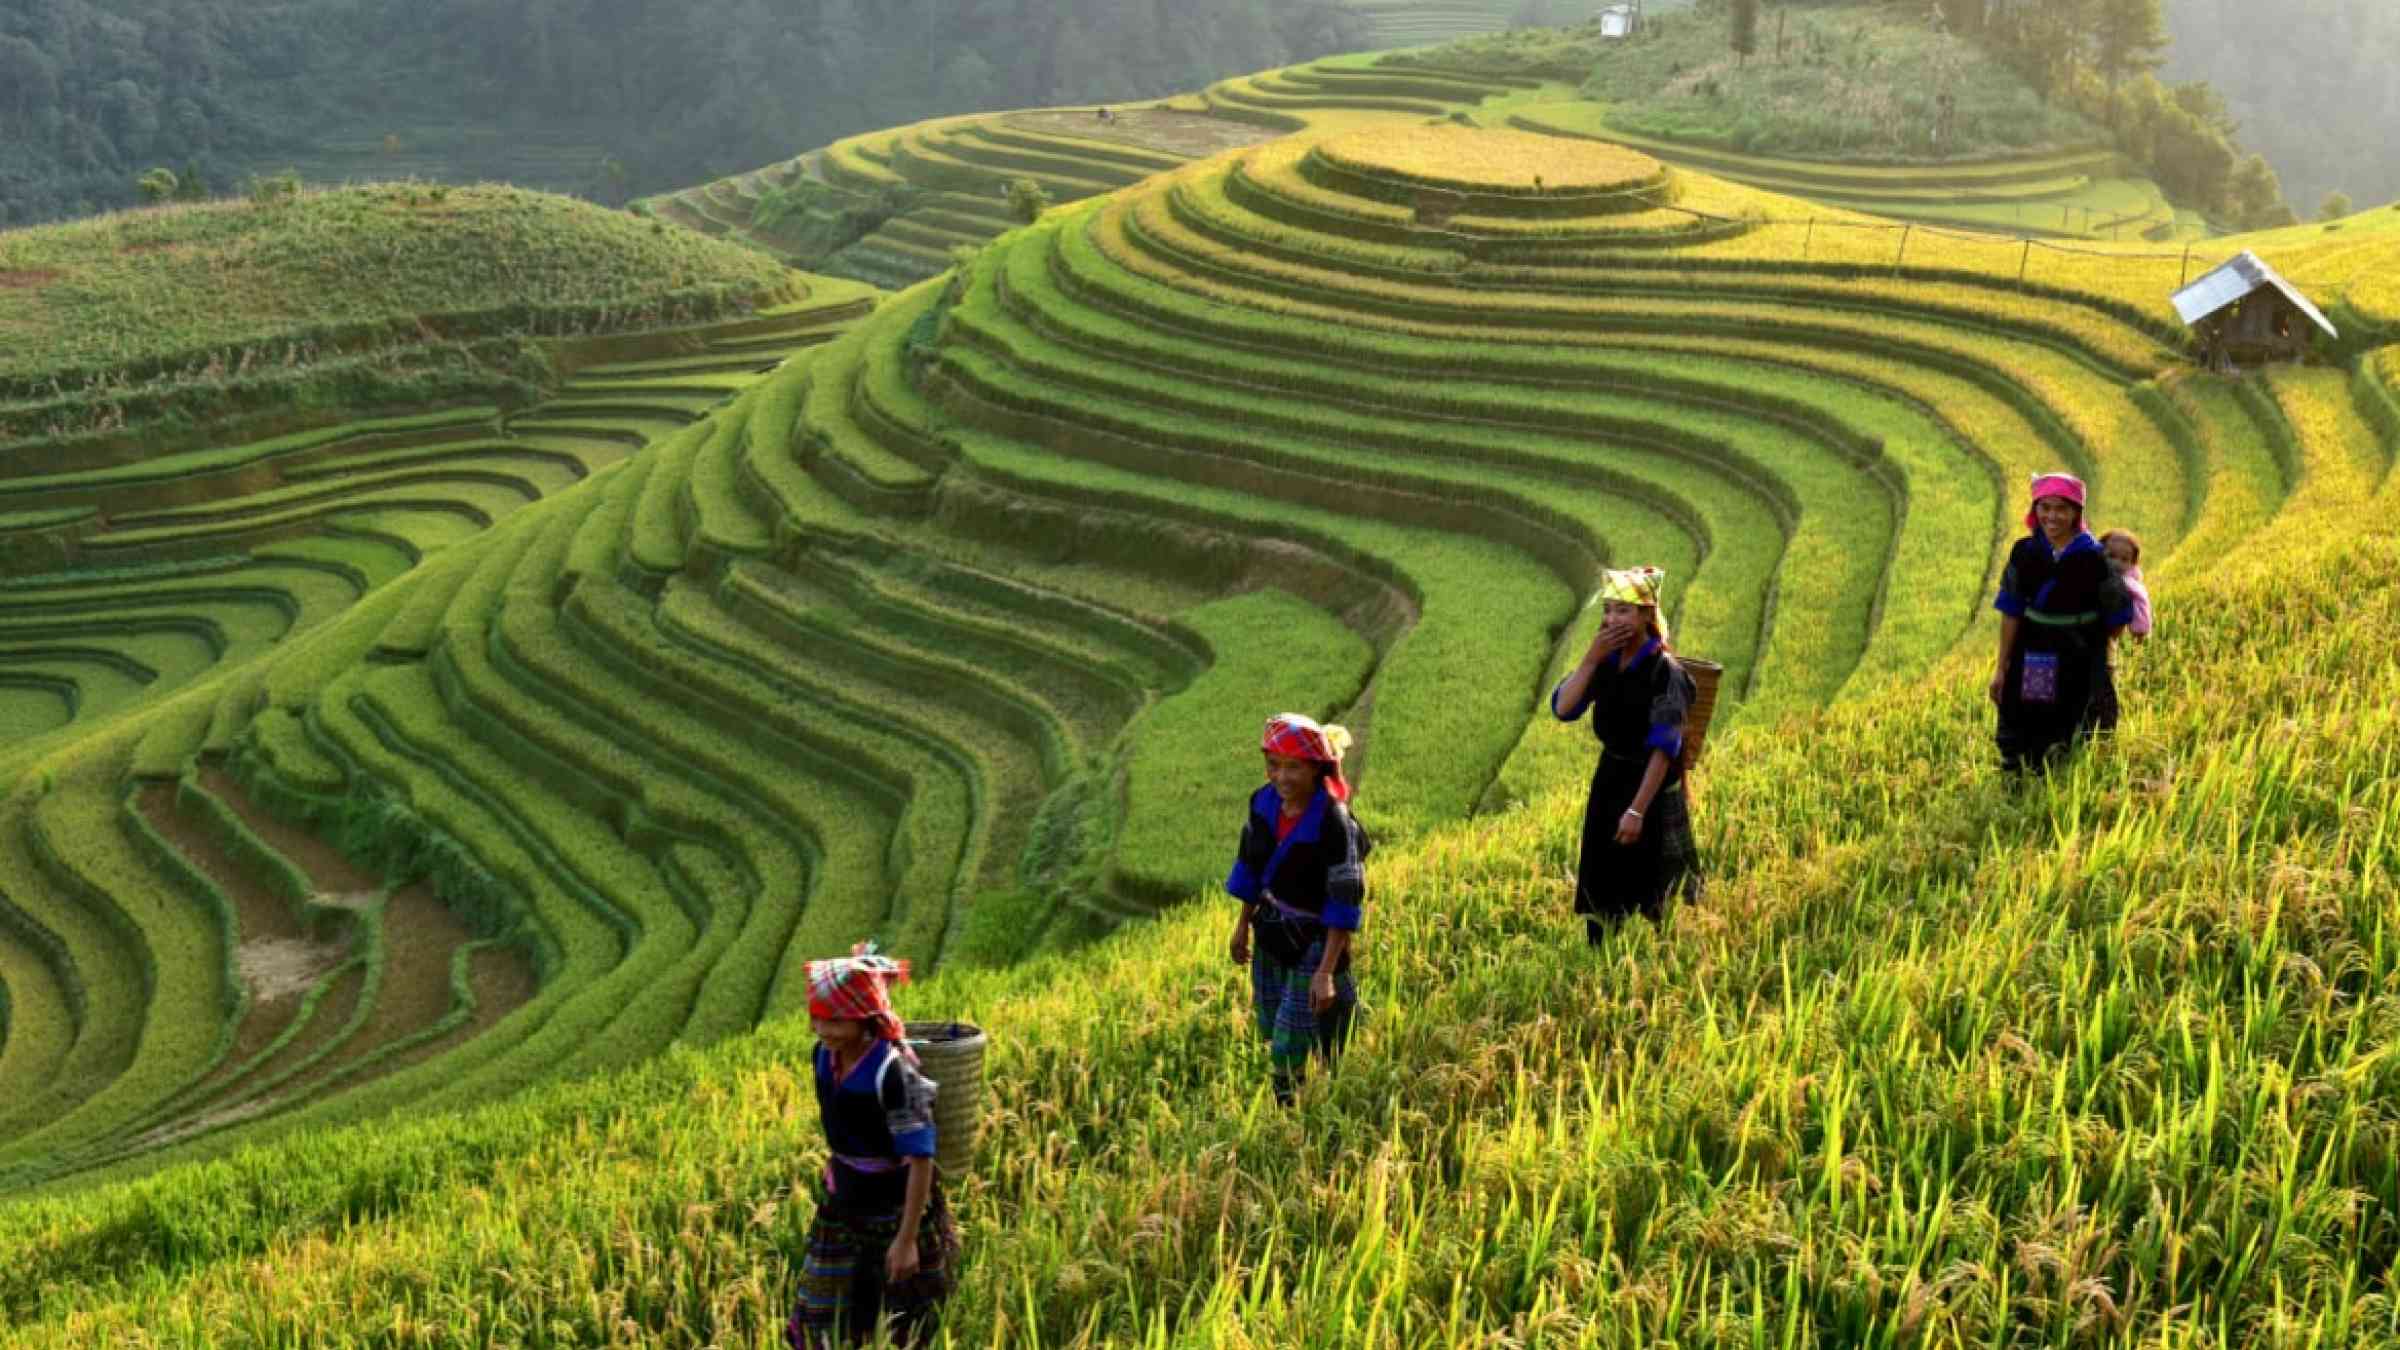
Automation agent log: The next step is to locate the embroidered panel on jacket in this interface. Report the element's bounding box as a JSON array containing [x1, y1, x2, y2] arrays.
[[814, 1040, 937, 1212], [1225, 783, 1372, 934]]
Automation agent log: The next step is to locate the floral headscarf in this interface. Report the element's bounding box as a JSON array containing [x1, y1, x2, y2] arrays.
[[1593, 566, 1671, 645], [1594, 566, 1666, 609], [1262, 712, 1353, 803], [806, 943, 914, 1062]]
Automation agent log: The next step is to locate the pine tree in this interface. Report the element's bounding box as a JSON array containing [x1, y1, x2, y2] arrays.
[[2226, 154, 2291, 229], [2090, 0, 2169, 90], [1730, 0, 1760, 66], [1993, 0, 2082, 104]]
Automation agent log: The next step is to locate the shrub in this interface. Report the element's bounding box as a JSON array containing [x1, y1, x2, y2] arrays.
[[1005, 176, 1052, 224], [245, 170, 300, 207]]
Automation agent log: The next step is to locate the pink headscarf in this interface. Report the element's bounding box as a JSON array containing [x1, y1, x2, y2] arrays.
[[2025, 472, 2088, 531], [1261, 712, 1353, 803]]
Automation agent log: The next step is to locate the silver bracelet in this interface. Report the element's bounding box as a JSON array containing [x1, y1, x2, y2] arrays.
[[1623, 808, 1643, 819]]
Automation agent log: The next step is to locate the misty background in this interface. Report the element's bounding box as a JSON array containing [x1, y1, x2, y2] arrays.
[[2161, 0, 2399, 214], [2, 0, 2395, 228], [0, 0, 1361, 225]]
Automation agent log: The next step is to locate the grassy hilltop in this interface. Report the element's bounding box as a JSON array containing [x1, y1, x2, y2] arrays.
[[0, 184, 795, 458], [3, 8, 2400, 1344], [0, 184, 791, 382]]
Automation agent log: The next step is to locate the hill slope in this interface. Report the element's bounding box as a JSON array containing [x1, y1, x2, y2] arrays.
[[8, 118, 2399, 1175], [0, 190, 880, 1181], [3, 344, 2396, 1342], [3, 35, 2400, 1345]]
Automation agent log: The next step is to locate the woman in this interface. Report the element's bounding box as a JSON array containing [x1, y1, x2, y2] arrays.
[[1226, 712, 1371, 1106], [788, 947, 960, 1350], [1989, 473, 2132, 774], [1552, 566, 1701, 941]]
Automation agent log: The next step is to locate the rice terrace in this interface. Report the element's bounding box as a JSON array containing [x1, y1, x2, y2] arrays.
[[3, 0, 2399, 1343]]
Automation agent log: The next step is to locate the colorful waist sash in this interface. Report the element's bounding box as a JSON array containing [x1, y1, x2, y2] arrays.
[[825, 1152, 906, 1194], [1261, 891, 1323, 926]]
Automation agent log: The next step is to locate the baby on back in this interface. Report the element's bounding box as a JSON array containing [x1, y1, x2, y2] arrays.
[[2100, 529, 2152, 641]]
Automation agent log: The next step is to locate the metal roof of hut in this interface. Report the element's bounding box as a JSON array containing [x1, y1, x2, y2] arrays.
[[2170, 250, 2338, 339]]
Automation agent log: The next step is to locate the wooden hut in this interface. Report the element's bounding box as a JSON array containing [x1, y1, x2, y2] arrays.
[[2170, 249, 2338, 371]]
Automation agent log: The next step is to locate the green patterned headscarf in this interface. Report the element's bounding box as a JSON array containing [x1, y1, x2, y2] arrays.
[[1594, 566, 1665, 609]]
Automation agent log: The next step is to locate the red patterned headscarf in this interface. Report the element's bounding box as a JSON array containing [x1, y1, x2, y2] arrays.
[[2025, 472, 2087, 531], [1262, 712, 1353, 803], [806, 944, 914, 1061]]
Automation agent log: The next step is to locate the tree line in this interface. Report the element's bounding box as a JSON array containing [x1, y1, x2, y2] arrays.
[[1916, 0, 2290, 226], [0, 0, 1362, 226], [1710, 0, 2294, 228]]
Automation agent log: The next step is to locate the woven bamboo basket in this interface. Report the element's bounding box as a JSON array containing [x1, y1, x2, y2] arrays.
[[1676, 657, 1724, 770], [905, 1021, 986, 1179]]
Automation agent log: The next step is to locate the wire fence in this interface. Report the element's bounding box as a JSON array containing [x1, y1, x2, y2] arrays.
[[1500, 198, 2235, 320], [1725, 215, 2212, 292]]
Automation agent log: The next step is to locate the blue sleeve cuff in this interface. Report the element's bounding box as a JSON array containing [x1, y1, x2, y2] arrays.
[[1226, 861, 1261, 903], [1992, 591, 2027, 617], [2105, 605, 2135, 628], [892, 1126, 936, 1158], [1320, 901, 1362, 931], [1645, 723, 1684, 760], [1551, 679, 1588, 722]]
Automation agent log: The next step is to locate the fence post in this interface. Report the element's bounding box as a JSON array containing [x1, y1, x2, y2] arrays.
[[1802, 218, 1814, 259], [1895, 224, 1912, 270], [2018, 239, 2032, 289], [2179, 244, 2194, 288]]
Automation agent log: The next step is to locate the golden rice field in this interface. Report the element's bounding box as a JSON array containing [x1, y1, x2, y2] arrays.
[[3, 32, 2400, 1347], [1313, 124, 1664, 196]]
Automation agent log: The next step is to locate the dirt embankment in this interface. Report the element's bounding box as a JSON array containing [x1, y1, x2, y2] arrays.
[[128, 769, 535, 1144]]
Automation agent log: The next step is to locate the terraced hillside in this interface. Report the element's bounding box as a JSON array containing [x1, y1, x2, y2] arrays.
[[7, 19, 2400, 1335], [5, 124, 2397, 1327], [646, 110, 1228, 290], [0, 265, 880, 1187], [641, 57, 1572, 289], [1512, 101, 2194, 241], [21, 87, 2400, 1202], [1342, 0, 1614, 47], [805, 120, 2394, 827], [0, 282, 877, 775]]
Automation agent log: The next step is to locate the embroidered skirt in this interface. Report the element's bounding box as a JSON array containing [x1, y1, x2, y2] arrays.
[[787, 1182, 960, 1349], [1250, 936, 1356, 1076]]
